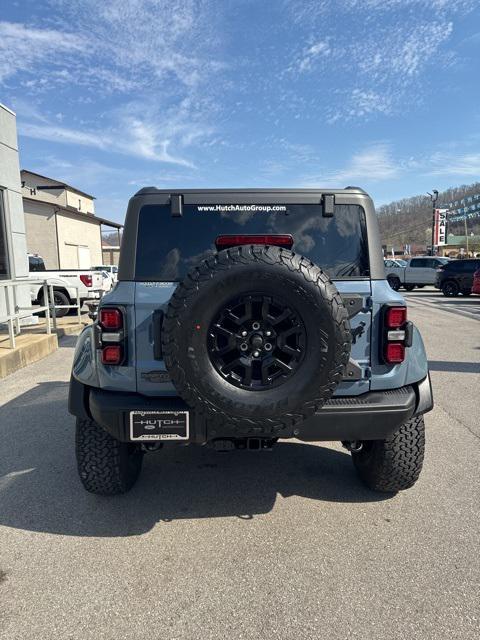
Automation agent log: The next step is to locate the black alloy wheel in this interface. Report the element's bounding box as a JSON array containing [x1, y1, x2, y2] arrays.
[[208, 294, 306, 390]]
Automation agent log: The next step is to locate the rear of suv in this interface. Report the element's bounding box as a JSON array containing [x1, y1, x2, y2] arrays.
[[69, 188, 433, 496], [435, 258, 480, 296]]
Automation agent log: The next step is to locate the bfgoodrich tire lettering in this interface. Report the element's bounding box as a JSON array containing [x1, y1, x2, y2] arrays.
[[75, 418, 143, 495], [162, 245, 351, 435], [352, 415, 425, 492]]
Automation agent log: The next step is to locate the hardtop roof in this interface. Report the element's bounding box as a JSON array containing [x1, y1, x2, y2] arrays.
[[134, 186, 368, 197]]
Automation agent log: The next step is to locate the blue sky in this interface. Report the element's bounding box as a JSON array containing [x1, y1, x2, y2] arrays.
[[1, 0, 479, 222]]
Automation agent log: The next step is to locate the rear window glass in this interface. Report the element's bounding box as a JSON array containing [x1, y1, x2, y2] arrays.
[[135, 204, 369, 281]]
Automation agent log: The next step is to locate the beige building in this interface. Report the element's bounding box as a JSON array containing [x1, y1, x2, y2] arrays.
[[21, 170, 122, 269], [102, 245, 121, 266]]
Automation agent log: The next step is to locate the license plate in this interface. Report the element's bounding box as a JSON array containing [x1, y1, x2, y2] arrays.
[[129, 411, 189, 441]]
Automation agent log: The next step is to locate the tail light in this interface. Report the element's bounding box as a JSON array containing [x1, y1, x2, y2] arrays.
[[385, 342, 405, 364], [385, 306, 407, 328], [100, 308, 123, 330], [382, 305, 411, 364], [101, 345, 123, 365], [80, 274, 92, 287], [97, 306, 125, 365], [215, 234, 293, 250]]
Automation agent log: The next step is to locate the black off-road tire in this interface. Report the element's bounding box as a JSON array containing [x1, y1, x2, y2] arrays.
[[387, 275, 401, 291], [352, 415, 425, 493], [162, 245, 351, 436], [75, 418, 144, 495]]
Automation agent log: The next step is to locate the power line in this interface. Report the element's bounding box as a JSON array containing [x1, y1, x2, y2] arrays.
[[381, 220, 430, 241]]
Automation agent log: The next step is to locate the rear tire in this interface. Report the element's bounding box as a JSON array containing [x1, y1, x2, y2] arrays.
[[351, 415, 425, 493], [38, 289, 70, 318], [75, 418, 144, 495], [403, 284, 415, 292], [387, 275, 401, 291], [442, 280, 460, 297], [461, 290, 472, 296]]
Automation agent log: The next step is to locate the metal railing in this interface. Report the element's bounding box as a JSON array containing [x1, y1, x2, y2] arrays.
[[0, 278, 82, 349]]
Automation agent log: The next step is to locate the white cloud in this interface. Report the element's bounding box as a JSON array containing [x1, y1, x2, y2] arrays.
[[284, 0, 475, 122], [0, 2, 223, 93], [426, 152, 480, 177], [0, 22, 83, 82], [18, 98, 214, 167], [296, 41, 331, 72], [297, 140, 480, 190], [301, 144, 399, 187], [50, 0, 223, 90], [328, 90, 393, 123]]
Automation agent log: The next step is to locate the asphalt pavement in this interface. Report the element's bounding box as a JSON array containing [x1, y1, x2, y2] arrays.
[[0, 288, 479, 640]]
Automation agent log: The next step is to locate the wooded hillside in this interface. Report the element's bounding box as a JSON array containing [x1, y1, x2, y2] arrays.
[[377, 182, 480, 246]]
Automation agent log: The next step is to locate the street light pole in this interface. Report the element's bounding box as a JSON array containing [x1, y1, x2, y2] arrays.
[[428, 190, 439, 256], [465, 215, 469, 256]]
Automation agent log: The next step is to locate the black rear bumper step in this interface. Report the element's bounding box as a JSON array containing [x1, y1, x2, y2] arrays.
[[296, 385, 418, 441], [70, 376, 432, 444]]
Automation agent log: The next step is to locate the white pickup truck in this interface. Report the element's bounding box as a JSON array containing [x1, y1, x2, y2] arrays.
[[385, 256, 450, 291], [28, 254, 104, 317]]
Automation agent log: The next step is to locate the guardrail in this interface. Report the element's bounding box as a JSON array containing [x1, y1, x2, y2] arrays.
[[0, 279, 83, 349]]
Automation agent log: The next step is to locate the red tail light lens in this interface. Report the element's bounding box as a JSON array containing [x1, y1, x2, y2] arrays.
[[101, 345, 122, 365], [385, 306, 407, 328], [80, 274, 92, 287], [215, 234, 293, 250], [382, 305, 408, 364], [100, 308, 123, 330], [385, 342, 405, 364]]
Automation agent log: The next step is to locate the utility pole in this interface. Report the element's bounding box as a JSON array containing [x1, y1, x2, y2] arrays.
[[428, 190, 439, 256], [464, 215, 469, 256]]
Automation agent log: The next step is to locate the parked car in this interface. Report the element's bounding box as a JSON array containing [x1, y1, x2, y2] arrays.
[[93, 264, 118, 282], [385, 256, 450, 291], [472, 268, 480, 295], [434, 258, 480, 297], [28, 254, 104, 317], [69, 186, 433, 496], [100, 270, 115, 292]]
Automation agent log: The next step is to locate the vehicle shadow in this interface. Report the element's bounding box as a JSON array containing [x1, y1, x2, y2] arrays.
[[428, 360, 480, 374], [0, 381, 389, 538]]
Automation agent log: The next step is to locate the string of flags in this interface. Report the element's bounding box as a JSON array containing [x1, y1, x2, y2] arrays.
[[441, 193, 480, 222]]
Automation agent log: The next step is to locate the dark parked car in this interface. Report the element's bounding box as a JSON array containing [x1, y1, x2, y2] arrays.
[[435, 259, 480, 296], [472, 268, 480, 295]]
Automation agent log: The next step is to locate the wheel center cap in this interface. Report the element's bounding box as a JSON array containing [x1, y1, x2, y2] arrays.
[[251, 334, 263, 348]]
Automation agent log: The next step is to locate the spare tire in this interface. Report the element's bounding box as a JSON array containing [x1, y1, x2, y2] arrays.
[[162, 245, 351, 435]]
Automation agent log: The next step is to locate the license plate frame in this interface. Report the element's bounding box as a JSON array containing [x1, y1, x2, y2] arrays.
[[129, 410, 189, 441]]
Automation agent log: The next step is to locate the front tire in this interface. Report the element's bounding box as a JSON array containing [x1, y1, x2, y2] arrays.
[[75, 418, 144, 495], [403, 284, 415, 292], [351, 415, 425, 493]]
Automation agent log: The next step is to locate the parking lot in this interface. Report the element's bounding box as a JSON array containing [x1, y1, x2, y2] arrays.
[[0, 288, 479, 640]]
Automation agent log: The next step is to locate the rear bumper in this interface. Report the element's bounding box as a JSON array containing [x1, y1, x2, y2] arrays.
[[297, 376, 433, 441], [69, 375, 433, 444]]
